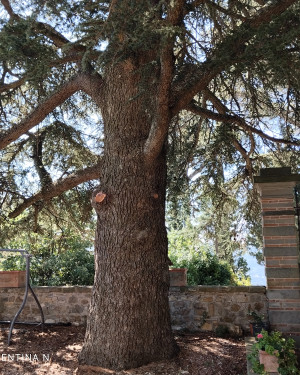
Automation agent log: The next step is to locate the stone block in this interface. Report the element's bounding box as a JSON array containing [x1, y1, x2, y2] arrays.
[[208, 303, 214, 316], [263, 217, 295, 225], [68, 295, 78, 303], [231, 304, 241, 312], [0, 301, 5, 315], [55, 287, 75, 293], [267, 290, 300, 300], [264, 247, 300, 257], [57, 295, 67, 301], [248, 286, 267, 293], [233, 294, 250, 303], [201, 296, 213, 302], [269, 311, 300, 325], [223, 314, 235, 323], [31, 307, 42, 315], [71, 305, 84, 314], [283, 324, 300, 333], [191, 285, 222, 293], [268, 301, 281, 308], [263, 226, 298, 237], [201, 322, 213, 331], [265, 259, 280, 266], [73, 286, 92, 293], [194, 307, 206, 316], [264, 237, 298, 246], [80, 299, 90, 305], [267, 279, 300, 287], [15, 296, 24, 303], [253, 302, 265, 311], [45, 319, 56, 324], [259, 186, 297, 198], [169, 286, 181, 293], [169, 300, 193, 320], [262, 203, 294, 210], [260, 167, 292, 177], [265, 268, 300, 279], [281, 302, 300, 308], [280, 259, 299, 266], [193, 301, 205, 309]]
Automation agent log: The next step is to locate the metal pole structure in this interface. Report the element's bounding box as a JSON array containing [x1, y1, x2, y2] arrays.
[[0, 249, 44, 345]]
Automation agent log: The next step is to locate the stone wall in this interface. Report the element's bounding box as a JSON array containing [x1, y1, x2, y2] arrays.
[[169, 286, 267, 335], [0, 285, 267, 335]]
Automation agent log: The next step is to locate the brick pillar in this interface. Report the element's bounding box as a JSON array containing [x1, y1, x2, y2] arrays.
[[254, 167, 300, 345]]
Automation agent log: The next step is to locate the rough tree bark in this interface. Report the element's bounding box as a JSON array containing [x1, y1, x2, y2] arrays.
[[78, 61, 178, 370]]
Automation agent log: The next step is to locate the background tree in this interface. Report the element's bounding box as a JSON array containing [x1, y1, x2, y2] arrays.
[[0, 0, 300, 371]]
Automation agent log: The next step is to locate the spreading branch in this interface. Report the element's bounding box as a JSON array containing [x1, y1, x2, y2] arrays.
[[1, 0, 69, 47], [171, 0, 298, 115], [8, 163, 101, 218], [78, 71, 104, 105], [143, 46, 174, 164], [29, 132, 53, 188], [0, 76, 80, 150], [187, 95, 255, 177], [186, 101, 300, 146], [1, 0, 86, 51], [0, 0, 16, 18], [231, 138, 253, 178], [0, 72, 103, 150], [0, 76, 26, 93], [144, 0, 185, 164]]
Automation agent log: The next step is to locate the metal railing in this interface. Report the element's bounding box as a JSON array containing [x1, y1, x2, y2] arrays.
[[0, 249, 44, 345]]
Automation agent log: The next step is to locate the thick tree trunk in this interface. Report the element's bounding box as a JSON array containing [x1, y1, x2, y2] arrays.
[[78, 62, 178, 370]]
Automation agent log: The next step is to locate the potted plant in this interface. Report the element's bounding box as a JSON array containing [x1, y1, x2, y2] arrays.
[[0, 254, 26, 288], [248, 310, 269, 336], [248, 329, 300, 375], [0, 270, 26, 287], [169, 267, 187, 286]]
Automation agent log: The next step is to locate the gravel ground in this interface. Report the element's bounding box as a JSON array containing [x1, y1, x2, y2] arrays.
[[0, 324, 247, 375]]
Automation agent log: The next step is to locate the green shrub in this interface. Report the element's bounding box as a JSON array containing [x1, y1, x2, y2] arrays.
[[168, 226, 247, 286], [0, 231, 95, 286], [195, 253, 235, 285], [169, 249, 236, 286], [1, 248, 95, 286]]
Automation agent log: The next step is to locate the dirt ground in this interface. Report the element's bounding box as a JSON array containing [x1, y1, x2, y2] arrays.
[[0, 324, 248, 375]]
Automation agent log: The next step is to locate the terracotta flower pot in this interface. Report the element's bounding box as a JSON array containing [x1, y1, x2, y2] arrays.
[[169, 268, 187, 286], [0, 270, 26, 288], [259, 350, 279, 373]]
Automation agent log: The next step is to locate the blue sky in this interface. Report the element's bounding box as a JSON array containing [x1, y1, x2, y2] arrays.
[[245, 253, 266, 286]]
